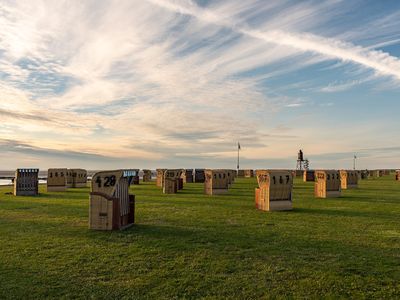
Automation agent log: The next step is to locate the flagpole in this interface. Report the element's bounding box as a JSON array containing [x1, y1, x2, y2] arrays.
[[237, 142, 240, 171], [353, 154, 356, 170]]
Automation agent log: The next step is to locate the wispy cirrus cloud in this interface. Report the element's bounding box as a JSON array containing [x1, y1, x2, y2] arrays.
[[319, 79, 367, 93], [148, 0, 400, 80]]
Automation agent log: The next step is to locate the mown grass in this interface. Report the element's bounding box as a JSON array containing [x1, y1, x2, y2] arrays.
[[0, 176, 399, 299]]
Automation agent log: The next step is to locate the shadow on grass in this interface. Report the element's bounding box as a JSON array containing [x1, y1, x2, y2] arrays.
[[340, 195, 400, 205], [294, 207, 398, 220], [38, 189, 90, 199]]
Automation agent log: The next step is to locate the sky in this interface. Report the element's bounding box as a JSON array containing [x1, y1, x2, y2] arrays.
[[0, 0, 399, 170]]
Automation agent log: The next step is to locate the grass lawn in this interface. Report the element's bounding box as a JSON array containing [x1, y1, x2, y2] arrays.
[[0, 176, 399, 299]]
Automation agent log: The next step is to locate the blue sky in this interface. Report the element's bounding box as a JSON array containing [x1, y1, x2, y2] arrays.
[[0, 0, 399, 170]]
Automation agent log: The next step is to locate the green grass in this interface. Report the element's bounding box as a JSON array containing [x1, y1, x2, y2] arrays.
[[0, 176, 399, 299]]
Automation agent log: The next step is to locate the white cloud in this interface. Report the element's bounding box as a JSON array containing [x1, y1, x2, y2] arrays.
[[285, 103, 303, 108], [319, 79, 366, 93]]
